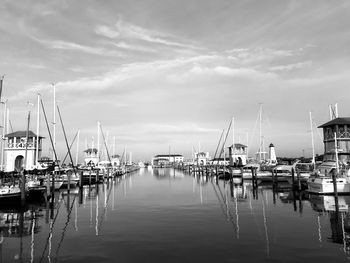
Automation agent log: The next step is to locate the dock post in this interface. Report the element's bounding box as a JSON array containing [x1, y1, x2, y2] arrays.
[[96, 169, 99, 184], [291, 167, 295, 189], [20, 169, 26, 206], [79, 171, 83, 188], [89, 170, 92, 186], [274, 169, 278, 186], [297, 169, 301, 191], [52, 170, 55, 195], [331, 171, 339, 198], [67, 171, 71, 193]]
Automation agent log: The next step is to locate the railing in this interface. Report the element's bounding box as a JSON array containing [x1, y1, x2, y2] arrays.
[[325, 131, 350, 140], [6, 142, 36, 149]]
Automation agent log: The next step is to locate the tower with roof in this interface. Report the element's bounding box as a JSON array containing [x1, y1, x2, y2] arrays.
[[318, 117, 350, 164], [84, 148, 99, 166], [4, 130, 43, 172]]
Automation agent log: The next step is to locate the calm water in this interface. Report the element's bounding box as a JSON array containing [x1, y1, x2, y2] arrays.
[[1, 168, 350, 262]]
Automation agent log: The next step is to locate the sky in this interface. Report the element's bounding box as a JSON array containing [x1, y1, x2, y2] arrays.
[[1, 0, 350, 162]]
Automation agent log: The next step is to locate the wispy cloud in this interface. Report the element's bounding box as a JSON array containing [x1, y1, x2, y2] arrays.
[[33, 37, 123, 57], [95, 18, 202, 50], [269, 61, 312, 71]]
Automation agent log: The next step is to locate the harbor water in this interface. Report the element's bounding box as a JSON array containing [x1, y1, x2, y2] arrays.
[[1, 168, 350, 262]]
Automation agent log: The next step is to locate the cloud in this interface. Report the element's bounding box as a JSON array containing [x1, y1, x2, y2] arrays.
[[112, 41, 156, 53], [95, 25, 120, 38], [225, 48, 295, 65], [95, 18, 202, 50], [33, 37, 123, 57], [269, 61, 312, 71]]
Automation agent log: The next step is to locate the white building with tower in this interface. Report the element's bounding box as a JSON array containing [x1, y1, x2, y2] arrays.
[[4, 130, 44, 172], [228, 143, 248, 166], [84, 148, 99, 166], [194, 152, 210, 165]]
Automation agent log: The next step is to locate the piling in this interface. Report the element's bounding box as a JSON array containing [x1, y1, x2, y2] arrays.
[[331, 171, 339, 198], [67, 172, 71, 193], [271, 169, 275, 185], [89, 170, 92, 185], [291, 167, 295, 187], [51, 170, 55, 196], [79, 171, 83, 188], [296, 169, 301, 191], [96, 170, 99, 184], [20, 170, 26, 205]]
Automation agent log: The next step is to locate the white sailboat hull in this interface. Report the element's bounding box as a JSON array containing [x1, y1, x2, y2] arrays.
[[307, 177, 350, 194]]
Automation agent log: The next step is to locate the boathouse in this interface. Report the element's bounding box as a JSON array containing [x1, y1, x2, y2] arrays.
[[151, 154, 184, 166], [318, 117, 350, 164], [4, 130, 43, 172], [111, 154, 121, 167], [228, 143, 248, 166], [84, 148, 99, 166], [194, 152, 210, 165]]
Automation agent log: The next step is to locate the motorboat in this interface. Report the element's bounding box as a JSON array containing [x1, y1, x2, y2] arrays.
[[307, 161, 350, 194]]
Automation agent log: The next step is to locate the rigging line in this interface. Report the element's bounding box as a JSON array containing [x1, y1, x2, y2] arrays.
[[99, 124, 111, 162], [213, 129, 225, 160], [313, 120, 323, 142], [211, 181, 228, 218], [97, 177, 124, 232], [39, 199, 63, 263], [40, 99, 58, 163], [249, 109, 260, 154], [261, 191, 270, 257], [57, 105, 77, 173], [54, 195, 77, 262], [210, 181, 237, 234], [218, 118, 233, 159], [247, 191, 264, 239], [61, 131, 78, 164], [215, 181, 238, 229]]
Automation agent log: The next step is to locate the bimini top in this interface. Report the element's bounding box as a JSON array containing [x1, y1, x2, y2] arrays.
[[318, 117, 350, 128], [5, 130, 44, 138]]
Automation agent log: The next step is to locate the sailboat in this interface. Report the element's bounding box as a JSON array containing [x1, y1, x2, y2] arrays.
[[307, 105, 350, 194]]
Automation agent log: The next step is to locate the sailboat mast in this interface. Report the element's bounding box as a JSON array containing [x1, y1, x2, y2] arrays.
[[75, 130, 80, 166], [113, 136, 116, 156], [97, 121, 100, 161], [36, 93, 40, 166], [335, 132, 339, 174], [52, 83, 56, 161], [309, 111, 315, 166], [259, 103, 263, 162], [1, 100, 6, 171], [232, 116, 235, 149]]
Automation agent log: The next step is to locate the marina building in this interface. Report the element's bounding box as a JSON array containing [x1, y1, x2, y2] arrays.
[[194, 152, 210, 165], [84, 148, 99, 166], [3, 130, 43, 172], [318, 117, 350, 164], [228, 143, 248, 166], [151, 154, 184, 166]]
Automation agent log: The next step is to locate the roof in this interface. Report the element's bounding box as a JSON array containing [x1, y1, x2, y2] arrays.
[[318, 117, 350, 128], [84, 148, 98, 153], [154, 154, 183, 158], [5, 130, 44, 138], [228, 143, 247, 148]]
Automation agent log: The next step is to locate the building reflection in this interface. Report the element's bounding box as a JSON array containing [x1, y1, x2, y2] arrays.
[[152, 168, 184, 179], [308, 195, 350, 254]]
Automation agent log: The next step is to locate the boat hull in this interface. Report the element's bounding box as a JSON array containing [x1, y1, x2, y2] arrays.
[[307, 177, 350, 194]]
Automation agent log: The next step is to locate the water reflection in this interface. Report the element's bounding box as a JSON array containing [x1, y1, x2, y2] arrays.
[[2, 169, 350, 262]]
